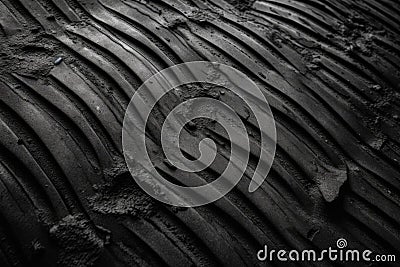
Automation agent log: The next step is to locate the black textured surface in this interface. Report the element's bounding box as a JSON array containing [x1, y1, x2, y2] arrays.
[[0, 0, 400, 266]]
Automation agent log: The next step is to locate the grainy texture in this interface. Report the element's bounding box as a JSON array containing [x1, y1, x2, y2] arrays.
[[0, 0, 399, 266]]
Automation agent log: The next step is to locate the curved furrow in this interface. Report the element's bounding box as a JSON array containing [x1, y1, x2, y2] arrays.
[[56, 34, 137, 101], [380, 0, 400, 16], [250, 5, 331, 41], [0, 159, 59, 265], [0, 102, 81, 217], [175, 22, 400, 234], [0, 82, 101, 213], [351, 0, 400, 35], [343, 194, 400, 251], [123, 218, 194, 266], [50, 0, 80, 22], [147, 139, 297, 263], [180, 21, 400, 191], [148, 210, 221, 266], [347, 164, 400, 226], [208, 124, 318, 207], [49, 63, 123, 153], [17, 0, 60, 33], [13, 73, 118, 166], [257, 1, 337, 33], [0, 1, 22, 35], [156, 164, 279, 251], [66, 24, 159, 85], [249, 1, 400, 93], [148, 131, 291, 252], [101, 0, 203, 63], [134, 133, 280, 260], [109, 239, 165, 267], [203, 18, 400, 192], [75, 0, 177, 68], [169, 207, 253, 266], [0, 121, 70, 218], [222, 19, 308, 74], [157, 128, 314, 249]]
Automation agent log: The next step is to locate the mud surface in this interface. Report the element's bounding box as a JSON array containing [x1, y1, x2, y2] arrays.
[[0, 0, 400, 266], [49, 214, 106, 267]]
